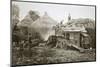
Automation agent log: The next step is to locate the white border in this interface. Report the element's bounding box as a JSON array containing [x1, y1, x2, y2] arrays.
[[0, 0, 100, 67]]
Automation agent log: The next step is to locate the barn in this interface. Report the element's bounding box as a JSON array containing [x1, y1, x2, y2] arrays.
[[54, 23, 90, 49]]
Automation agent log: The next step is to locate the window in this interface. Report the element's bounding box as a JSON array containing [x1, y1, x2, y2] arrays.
[[70, 33, 74, 40], [66, 33, 70, 40]]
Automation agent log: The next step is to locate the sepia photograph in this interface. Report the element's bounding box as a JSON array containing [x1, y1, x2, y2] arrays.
[[11, 0, 96, 66]]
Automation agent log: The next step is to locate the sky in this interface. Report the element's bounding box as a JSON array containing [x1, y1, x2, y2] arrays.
[[12, 1, 95, 23]]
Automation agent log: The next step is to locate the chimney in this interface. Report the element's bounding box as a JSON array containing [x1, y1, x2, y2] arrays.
[[68, 13, 71, 21]]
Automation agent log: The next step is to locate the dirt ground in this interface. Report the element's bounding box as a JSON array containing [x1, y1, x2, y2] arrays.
[[12, 46, 96, 65]]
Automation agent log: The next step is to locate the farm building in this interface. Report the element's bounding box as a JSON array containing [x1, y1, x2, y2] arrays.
[[54, 15, 90, 49]]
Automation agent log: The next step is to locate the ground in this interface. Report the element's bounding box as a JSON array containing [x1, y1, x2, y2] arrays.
[[12, 46, 96, 65]]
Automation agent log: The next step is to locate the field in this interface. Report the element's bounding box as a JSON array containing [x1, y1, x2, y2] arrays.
[[12, 46, 96, 65]]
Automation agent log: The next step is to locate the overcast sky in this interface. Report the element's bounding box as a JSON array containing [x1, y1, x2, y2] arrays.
[[12, 1, 95, 23]]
